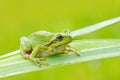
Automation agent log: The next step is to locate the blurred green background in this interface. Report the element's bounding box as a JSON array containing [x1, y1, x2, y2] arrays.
[[0, 0, 120, 80]]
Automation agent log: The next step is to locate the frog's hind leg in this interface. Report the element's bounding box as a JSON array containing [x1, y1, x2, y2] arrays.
[[20, 37, 32, 60]]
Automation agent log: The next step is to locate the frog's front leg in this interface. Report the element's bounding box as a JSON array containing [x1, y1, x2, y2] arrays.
[[30, 45, 49, 67], [62, 46, 80, 56], [20, 37, 32, 60], [66, 49, 80, 56]]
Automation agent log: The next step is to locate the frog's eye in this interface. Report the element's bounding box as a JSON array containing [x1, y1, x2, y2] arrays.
[[57, 35, 63, 40]]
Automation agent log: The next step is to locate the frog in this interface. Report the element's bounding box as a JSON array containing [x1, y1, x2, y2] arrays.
[[20, 30, 80, 67]]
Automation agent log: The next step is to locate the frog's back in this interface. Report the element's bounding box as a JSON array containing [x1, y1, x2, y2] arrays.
[[28, 30, 53, 47]]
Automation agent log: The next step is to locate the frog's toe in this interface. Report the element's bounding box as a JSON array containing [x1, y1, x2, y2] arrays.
[[33, 58, 49, 67], [36, 63, 42, 67], [23, 54, 33, 61], [34, 59, 41, 67], [23, 53, 30, 59], [41, 62, 49, 66]]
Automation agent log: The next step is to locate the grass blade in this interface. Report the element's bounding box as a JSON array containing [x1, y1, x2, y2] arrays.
[[71, 16, 120, 37], [0, 17, 120, 59], [0, 39, 120, 78], [0, 50, 20, 60]]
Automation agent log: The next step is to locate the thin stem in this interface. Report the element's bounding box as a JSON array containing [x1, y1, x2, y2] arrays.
[[71, 16, 120, 37]]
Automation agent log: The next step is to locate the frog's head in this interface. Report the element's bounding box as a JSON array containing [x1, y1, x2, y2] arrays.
[[46, 29, 73, 47], [57, 29, 73, 43]]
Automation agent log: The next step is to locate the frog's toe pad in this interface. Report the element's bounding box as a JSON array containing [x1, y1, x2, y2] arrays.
[[34, 59, 49, 67]]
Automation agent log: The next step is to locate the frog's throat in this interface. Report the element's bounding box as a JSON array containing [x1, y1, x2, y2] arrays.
[[53, 42, 70, 49]]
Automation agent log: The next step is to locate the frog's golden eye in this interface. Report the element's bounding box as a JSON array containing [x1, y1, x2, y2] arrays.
[[56, 35, 63, 40]]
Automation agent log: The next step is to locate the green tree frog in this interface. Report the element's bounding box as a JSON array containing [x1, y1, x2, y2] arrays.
[[20, 30, 80, 67]]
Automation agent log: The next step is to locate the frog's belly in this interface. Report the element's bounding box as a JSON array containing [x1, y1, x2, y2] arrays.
[[36, 50, 58, 57], [36, 52, 51, 57], [52, 46, 66, 53], [36, 46, 66, 57]]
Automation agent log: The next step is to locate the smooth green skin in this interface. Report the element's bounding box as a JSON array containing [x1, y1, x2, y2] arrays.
[[20, 30, 79, 67]]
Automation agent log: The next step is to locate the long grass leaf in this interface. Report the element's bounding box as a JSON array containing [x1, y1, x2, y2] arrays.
[[71, 16, 120, 37], [0, 39, 120, 78]]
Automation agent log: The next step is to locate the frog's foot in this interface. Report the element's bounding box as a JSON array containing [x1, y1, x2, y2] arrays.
[[61, 51, 69, 55], [65, 49, 80, 56], [22, 53, 32, 60], [33, 58, 49, 67]]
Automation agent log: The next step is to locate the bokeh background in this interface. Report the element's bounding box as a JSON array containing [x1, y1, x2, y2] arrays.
[[0, 0, 120, 80]]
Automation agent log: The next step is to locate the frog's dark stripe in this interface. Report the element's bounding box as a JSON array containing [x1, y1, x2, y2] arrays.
[[45, 36, 64, 47], [45, 39, 58, 47], [45, 39, 57, 47]]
